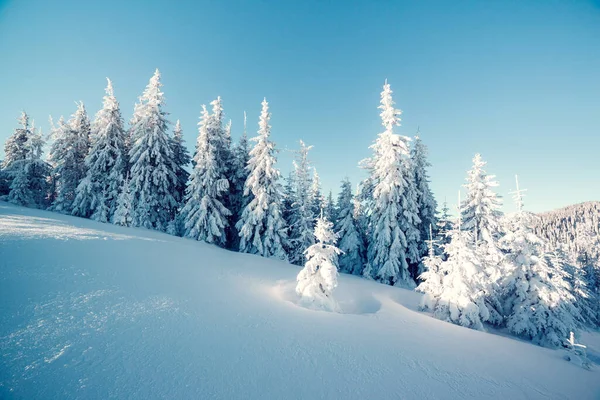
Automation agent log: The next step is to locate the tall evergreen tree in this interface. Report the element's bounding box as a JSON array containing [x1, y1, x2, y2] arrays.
[[362, 81, 418, 287], [236, 98, 288, 260], [411, 134, 438, 275], [7, 119, 50, 208], [288, 140, 316, 265], [229, 114, 252, 248], [128, 69, 178, 231], [170, 119, 191, 205], [324, 190, 337, 222], [402, 151, 422, 280], [2, 112, 31, 170], [296, 214, 341, 311], [335, 178, 366, 275], [50, 103, 91, 213], [72, 79, 127, 221], [180, 105, 231, 246], [499, 176, 580, 347]]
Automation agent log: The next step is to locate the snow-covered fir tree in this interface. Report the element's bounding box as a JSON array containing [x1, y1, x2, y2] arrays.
[[170, 119, 191, 205], [282, 171, 295, 233], [180, 105, 231, 246], [128, 69, 178, 231], [296, 214, 341, 311], [416, 225, 444, 305], [411, 134, 438, 275], [7, 119, 50, 208], [335, 178, 366, 275], [230, 112, 251, 233], [324, 190, 337, 222], [419, 195, 494, 331], [310, 169, 324, 218], [2, 112, 31, 170], [236, 98, 288, 260], [362, 81, 418, 287], [72, 78, 127, 221], [499, 176, 580, 347], [401, 149, 422, 280], [50, 103, 91, 213], [288, 140, 316, 265], [436, 198, 453, 255], [460, 153, 504, 323], [113, 173, 133, 227]]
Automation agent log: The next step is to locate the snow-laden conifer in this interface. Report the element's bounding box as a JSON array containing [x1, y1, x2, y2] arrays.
[[236, 98, 288, 260], [72, 79, 127, 221], [411, 134, 438, 273], [362, 81, 416, 286], [335, 178, 366, 275], [170, 119, 191, 205], [288, 140, 316, 265], [324, 190, 337, 223], [2, 112, 31, 170], [180, 105, 231, 246], [296, 214, 341, 311], [417, 225, 444, 304], [229, 112, 251, 247], [113, 174, 133, 227], [50, 103, 91, 213], [128, 69, 178, 231], [500, 176, 580, 347]]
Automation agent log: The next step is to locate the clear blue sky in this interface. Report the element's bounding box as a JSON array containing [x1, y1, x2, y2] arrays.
[[0, 0, 598, 213]]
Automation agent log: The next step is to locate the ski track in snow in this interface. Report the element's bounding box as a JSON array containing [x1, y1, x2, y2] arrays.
[[0, 202, 599, 400]]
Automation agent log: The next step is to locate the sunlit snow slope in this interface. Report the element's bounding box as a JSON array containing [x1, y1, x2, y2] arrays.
[[1, 202, 599, 399]]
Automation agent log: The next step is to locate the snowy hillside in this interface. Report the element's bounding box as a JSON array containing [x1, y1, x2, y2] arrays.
[[1, 202, 599, 400]]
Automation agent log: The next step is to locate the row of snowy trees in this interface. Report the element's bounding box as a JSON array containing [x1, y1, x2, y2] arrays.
[[2, 73, 595, 347], [417, 158, 599, 347], [1, 74, 439, 287]]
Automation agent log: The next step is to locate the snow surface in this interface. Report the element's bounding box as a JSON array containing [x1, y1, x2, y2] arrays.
[[1, 202, 599, 399]]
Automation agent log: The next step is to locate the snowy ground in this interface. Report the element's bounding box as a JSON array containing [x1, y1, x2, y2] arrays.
[[1, 202, 599, 399]]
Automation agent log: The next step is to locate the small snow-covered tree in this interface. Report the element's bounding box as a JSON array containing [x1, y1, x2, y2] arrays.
[[296, 214, 341, 311], [180, 105, 231, 246], [50, 103, 91, 213], [411, 134, 438, 273], [128, 69, 178, 231], [310, 169, 324, 217], [417, 225, 444, 306], [500, 176, 580, 347], [236, 98, 288, 260], [436, 198, 453, 255], [335, 178, 366, 275], [170, 119, 191, 205], [362, 81, 417, 287], [113, 174, 133, 227], [3, 112, 31, 170], [72, 79, 127, 221], [288, 140, 316, 265]]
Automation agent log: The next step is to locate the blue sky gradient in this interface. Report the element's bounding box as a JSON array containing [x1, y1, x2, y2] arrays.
[[0, 0, 598, 213]]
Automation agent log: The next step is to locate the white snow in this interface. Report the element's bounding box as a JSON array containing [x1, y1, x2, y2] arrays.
[[1, 201, 599, 399]]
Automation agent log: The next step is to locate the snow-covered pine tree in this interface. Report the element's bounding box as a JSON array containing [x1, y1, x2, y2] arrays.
[[128, 69, 178, 231], [113, 173, 133, 227], [411, 133, 438, 275], [436, 198, 453, 256], [282, 171, 295, 231], [2, 112, 31, 170], [420, 194, 493, 331], [460, 153, 504, 324], [236, 98, 288, 260], [362, 81, 416, 287], [49, 103, 91, 213], [500, 176, 580, 347], [401, 148, 422, 280], [310, 169, 324, 218], [296, 214, 341, 311], [324, 190, 337, 223], [335, 178, 366, 275], [288, 140, 316, 265], [416, 225, 444, 307], [230, 112, 251, 241], [180, 105, 231, 246], [170, 119, 191, 205], [7, 120, 50, 208], [72, 78, 127, 221]]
